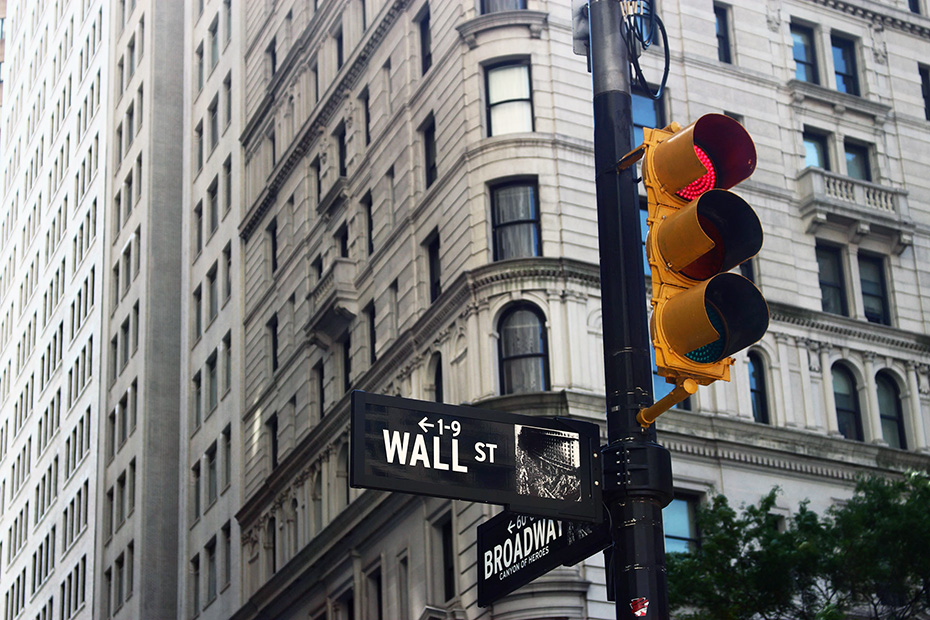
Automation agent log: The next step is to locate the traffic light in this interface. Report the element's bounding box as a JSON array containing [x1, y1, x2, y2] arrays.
[[639, 114, 769, 409]]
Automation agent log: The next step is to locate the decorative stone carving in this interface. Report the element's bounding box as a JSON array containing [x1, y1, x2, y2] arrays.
[[766, 0, 781, 32], [870, 22, 888, 65]]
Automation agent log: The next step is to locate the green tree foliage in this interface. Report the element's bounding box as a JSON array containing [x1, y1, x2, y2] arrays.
[[667, 472, 930, 620]]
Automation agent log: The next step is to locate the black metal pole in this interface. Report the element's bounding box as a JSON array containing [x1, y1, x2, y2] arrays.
[[588, 1, 673, 618]]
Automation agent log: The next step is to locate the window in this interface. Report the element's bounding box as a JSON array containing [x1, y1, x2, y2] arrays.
[[335, 28, 344, 69], [267, 413, 279, 469], [486, 62, 533, 135], [222, 523, 232, 587], [747, 351, 769, 424], [426, 232, 441, 302], [209, 98, 219, 151], [223, 73, 232, 128], [432, 513, 455, 602], [208, 183, 219, 234], [714, 4, 732, 63], [366, 567, 384, 620], [314, 361, 325, 419], [193, 285, 203, 338], [209, 18, 219, 69], [205, 539, 217, 602], [196, 43, 204, 91], [844, 141, 871, 181], [222, 426, 232, 488], [191, 462, 201, 519], [858, 253, 889, 325], [337, 226, 349, 258], [803, 130, 830, 170], [207, 353, 218, 412], [268, 313, 279, 372], [224, 0, 232, 44], [366, 302, 376, 364], [336, 123, 347, 177], [632, 88, 664, 147], [267, 37, 277, 77], [208, 265, 219, 321], [223, 331, 232, 393], [910, 0, 921, 13], [921, 66, 930, 121], [423, 117, 437, 187], [491, 181, 541, 260], [190, 555, 200, 616], [431, 353, 443, 403], [832, 364, 863, 441], [831, 35, 859, 96], [418, 7, 431, 75], [362, 191, 374, 256], [664, 497, 699, 553], [816, 245, 847, 316], [482, 0, 526, 13], [498, 304, 549, 394], [192, 372, 203, 429], [206, 443, 218, 504], [267, 217, 278, 273], [359, 88, 371, 145], [876, 372, 906, 449], [195, 122, 204, 172], [791, 24, 818, 84]]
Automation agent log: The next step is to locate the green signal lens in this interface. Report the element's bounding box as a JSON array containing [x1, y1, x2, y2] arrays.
[[685, 304, 725, 363]]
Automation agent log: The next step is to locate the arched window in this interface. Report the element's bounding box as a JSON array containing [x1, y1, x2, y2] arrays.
[[498, 304, 549, 394], [747, 351, 769, 424], [429, 352, 443, 403], [832, 365, 863, 441], [876, 372, 906, 450]]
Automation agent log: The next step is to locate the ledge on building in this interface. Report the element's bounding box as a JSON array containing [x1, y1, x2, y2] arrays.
[[456, 10, 548, 49]]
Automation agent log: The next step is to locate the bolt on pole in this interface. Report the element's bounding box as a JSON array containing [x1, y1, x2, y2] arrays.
[[587, 0, 673, 618]]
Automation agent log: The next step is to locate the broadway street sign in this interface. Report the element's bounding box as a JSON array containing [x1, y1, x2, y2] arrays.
[[477, 511, 611, 607], [350, 391, 602, 522]]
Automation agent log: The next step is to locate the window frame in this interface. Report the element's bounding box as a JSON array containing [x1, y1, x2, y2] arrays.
[[485, 60, 534, 137], [832, 364, 864, 442], [497, 303, 551, 395], [857, 252, 890, 325], [790, 23, 819, 85], [714, 3, 732, 64], [747, 351, 770, 424], [489, 179, 541, 261], [816, 244, 848, 317], [876, 372, 907, 449], [831, 34, 860, 96]]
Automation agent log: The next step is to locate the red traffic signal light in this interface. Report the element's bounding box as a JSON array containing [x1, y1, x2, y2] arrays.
[[641, 114, 769, 400]]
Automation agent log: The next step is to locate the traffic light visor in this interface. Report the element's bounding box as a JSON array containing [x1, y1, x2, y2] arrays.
[[661, 273, 769, 363], [656, 189, 763, 281], [650, 114, 756, 199]]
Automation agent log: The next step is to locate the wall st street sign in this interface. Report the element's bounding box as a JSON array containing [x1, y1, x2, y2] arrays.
[[477, 511, 611, 607], [350, 391, 602, 522]]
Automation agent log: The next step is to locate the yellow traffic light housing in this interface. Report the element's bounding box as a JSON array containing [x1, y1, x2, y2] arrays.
[[639, 114, 769, 417]]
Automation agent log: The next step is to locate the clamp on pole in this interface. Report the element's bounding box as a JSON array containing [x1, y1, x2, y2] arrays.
[[636, 378, 698, 427]]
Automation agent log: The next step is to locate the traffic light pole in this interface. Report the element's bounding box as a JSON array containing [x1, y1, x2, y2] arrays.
[[588, 1, 673, 618]]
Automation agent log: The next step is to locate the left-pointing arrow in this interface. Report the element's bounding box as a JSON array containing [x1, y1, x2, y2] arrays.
[[418, 416, 433, 433]]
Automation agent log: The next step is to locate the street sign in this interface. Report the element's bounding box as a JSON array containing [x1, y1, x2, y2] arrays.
[[350, 391, 602, 522], [477, 511, 611, 607]]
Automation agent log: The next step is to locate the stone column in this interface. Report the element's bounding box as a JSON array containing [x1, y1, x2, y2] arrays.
[[776, 334, 796, 427], [862, 352, 885, 445], [798, 339, 821, 430], [906, 361, 928, 452], [821, 344, 841, 436]]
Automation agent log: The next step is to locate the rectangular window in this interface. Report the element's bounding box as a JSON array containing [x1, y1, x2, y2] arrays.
[[193, 286, 203, 339], [366, 567, 384, 620], [336, 123, 347, 177], [432, 514, 455, 602], [427, 233, 441, 302], [335, 28, 344, 69], [207, 353, 218, 412], [196, 43, 204, 91], [714, 4, 732, 63], [632, 88, 664, 148], [360, 88, 371, 145], [206, 540, 217, 602], [209, 99, 219, 151], [224, 0, 232, 44], [418, 7, 432, 75], [222, 523, 232, 586], [223, 156, 233, 213], [315, 361, 325, 419], [803, 130, 830, 170], [208, 265, 218, 320], [844, 141, 871, 181], [192, 371, 203, 429], [486, 62, 533, 136], [910, 0, 921, 13], [816, 244, 848, 316], [342, 333, 352, 393], [191, 463, 201, 520], [491, 181, 541, 260], [267, 313, 279, 372], [222, 426, 232, 488], [208, 183, 219, 234], [858, 253, 890, 325], [195, 122, 204, 172], [921, 65, 930, 121], [223, 331, 232, 393], [209, 19, 219, 69], [223, 73, 232, 128], [831, 35, 859, 96], [663, 496, 699, 553], [791, 24, 818, 84], [423, 117, 437, 187], [362, 191, 374, 256], [190, 555, 200, 616], [366, 302, 376, 364], [223, 243, 233, 301], [267, 217, 278, 273], [267, 37, 277, 77], [206, 444, 218, 504], [482, 0, 526, 13]]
